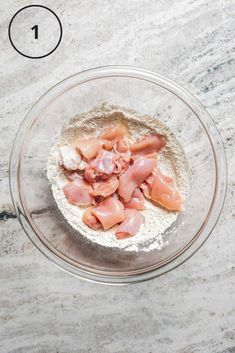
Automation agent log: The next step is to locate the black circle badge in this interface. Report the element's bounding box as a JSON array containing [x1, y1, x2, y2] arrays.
[[8, 5, 62, 59]]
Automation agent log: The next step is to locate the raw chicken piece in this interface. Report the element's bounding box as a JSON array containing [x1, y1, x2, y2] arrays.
[[65, 171, 82, 181], [145, 153, 158, 159], [100, 125, 126, 141], [91, 175, 119, 198], [113, 154, 130, 176], [114, 138, 129, 153], [150, 169, 183, 211], [83, 207, 101, 230], [103, 140, 115, 151], [130, 134, 166, 155], [90, 150, 115, 174], [118, 155, 156, 202], [101, 125, 127, 150], [114, 138, 132, 163], [58, 145, 81, 170], [140, 174, 155, 199], [63, 179, 94, 206], [84, 165, 110, 183], [115, 209, 144, 239], [124, 188, 145, 211], [84, 150, 115, 182], [139, 182, 151, 199], [77, 160, 88, 171], [92, 196, 125, 230], [76, 137, 103, 161]]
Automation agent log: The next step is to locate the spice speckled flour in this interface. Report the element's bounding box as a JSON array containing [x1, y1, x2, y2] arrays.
[[47, 104, 190, 252]]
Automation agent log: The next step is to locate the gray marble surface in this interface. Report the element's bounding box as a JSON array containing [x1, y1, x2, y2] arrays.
[[0, 0, 235, 352]]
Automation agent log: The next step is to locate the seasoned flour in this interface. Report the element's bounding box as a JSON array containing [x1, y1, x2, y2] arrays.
[[47, 104, 190, 252]]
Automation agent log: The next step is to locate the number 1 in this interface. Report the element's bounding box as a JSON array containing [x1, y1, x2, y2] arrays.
[[31, 25, 38, 39]]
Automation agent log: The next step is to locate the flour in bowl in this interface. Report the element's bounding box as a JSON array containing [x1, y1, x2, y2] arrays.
[[47, 104, 190, 252]]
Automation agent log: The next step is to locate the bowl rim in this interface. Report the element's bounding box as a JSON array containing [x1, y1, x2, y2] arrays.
[[9, 65, 227, 284]]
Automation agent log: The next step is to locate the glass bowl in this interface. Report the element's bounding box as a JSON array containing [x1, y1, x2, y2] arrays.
[[9, 66, 227, 284]]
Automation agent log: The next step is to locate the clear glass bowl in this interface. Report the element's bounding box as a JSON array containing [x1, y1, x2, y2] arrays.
[[9, 66, 227, 284]]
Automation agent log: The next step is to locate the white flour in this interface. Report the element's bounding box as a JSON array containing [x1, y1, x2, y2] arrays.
[[47, 104, 190, 252]]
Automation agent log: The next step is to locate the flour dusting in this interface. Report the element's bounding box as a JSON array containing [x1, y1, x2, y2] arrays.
[[47, 104, 190, 252]]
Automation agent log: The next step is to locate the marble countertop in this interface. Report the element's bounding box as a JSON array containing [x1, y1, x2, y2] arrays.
[[0, 1, 234, 352]]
